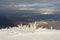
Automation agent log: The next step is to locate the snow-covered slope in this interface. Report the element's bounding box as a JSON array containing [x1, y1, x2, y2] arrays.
[[0, 27, 60, 40]]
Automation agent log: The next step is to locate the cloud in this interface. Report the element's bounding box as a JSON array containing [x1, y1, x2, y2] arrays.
[[0, 0, 60, 5], [0, 0, 60, 11], [15, 7, 36, 10]]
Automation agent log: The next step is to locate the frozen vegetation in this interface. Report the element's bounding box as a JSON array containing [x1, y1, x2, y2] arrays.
[[0, 27, 60, 40]]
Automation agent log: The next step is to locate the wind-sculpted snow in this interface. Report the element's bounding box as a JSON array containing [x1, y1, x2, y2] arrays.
[[0, 27, 60, 40]]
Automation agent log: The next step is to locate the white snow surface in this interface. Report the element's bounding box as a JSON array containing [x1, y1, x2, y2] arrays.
[[0, 27, 60, 40]]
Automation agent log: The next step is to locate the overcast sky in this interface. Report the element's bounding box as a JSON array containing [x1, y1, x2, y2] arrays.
[[0, 0, 60, 11]]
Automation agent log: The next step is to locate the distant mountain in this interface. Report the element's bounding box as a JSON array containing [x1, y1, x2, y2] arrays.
[[0, 10, 60, 28]]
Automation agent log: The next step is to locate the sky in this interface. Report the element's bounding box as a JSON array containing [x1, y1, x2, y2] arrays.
[[0, 0, 60, 27], [0, 0, 60, 12]]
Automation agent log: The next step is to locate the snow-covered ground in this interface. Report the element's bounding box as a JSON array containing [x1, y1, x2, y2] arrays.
[[0, 27, 60, 40]]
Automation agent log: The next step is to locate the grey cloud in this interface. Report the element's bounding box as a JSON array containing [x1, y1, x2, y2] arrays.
[[0, 0, 60, 5], [0, 0, 60, 10]]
